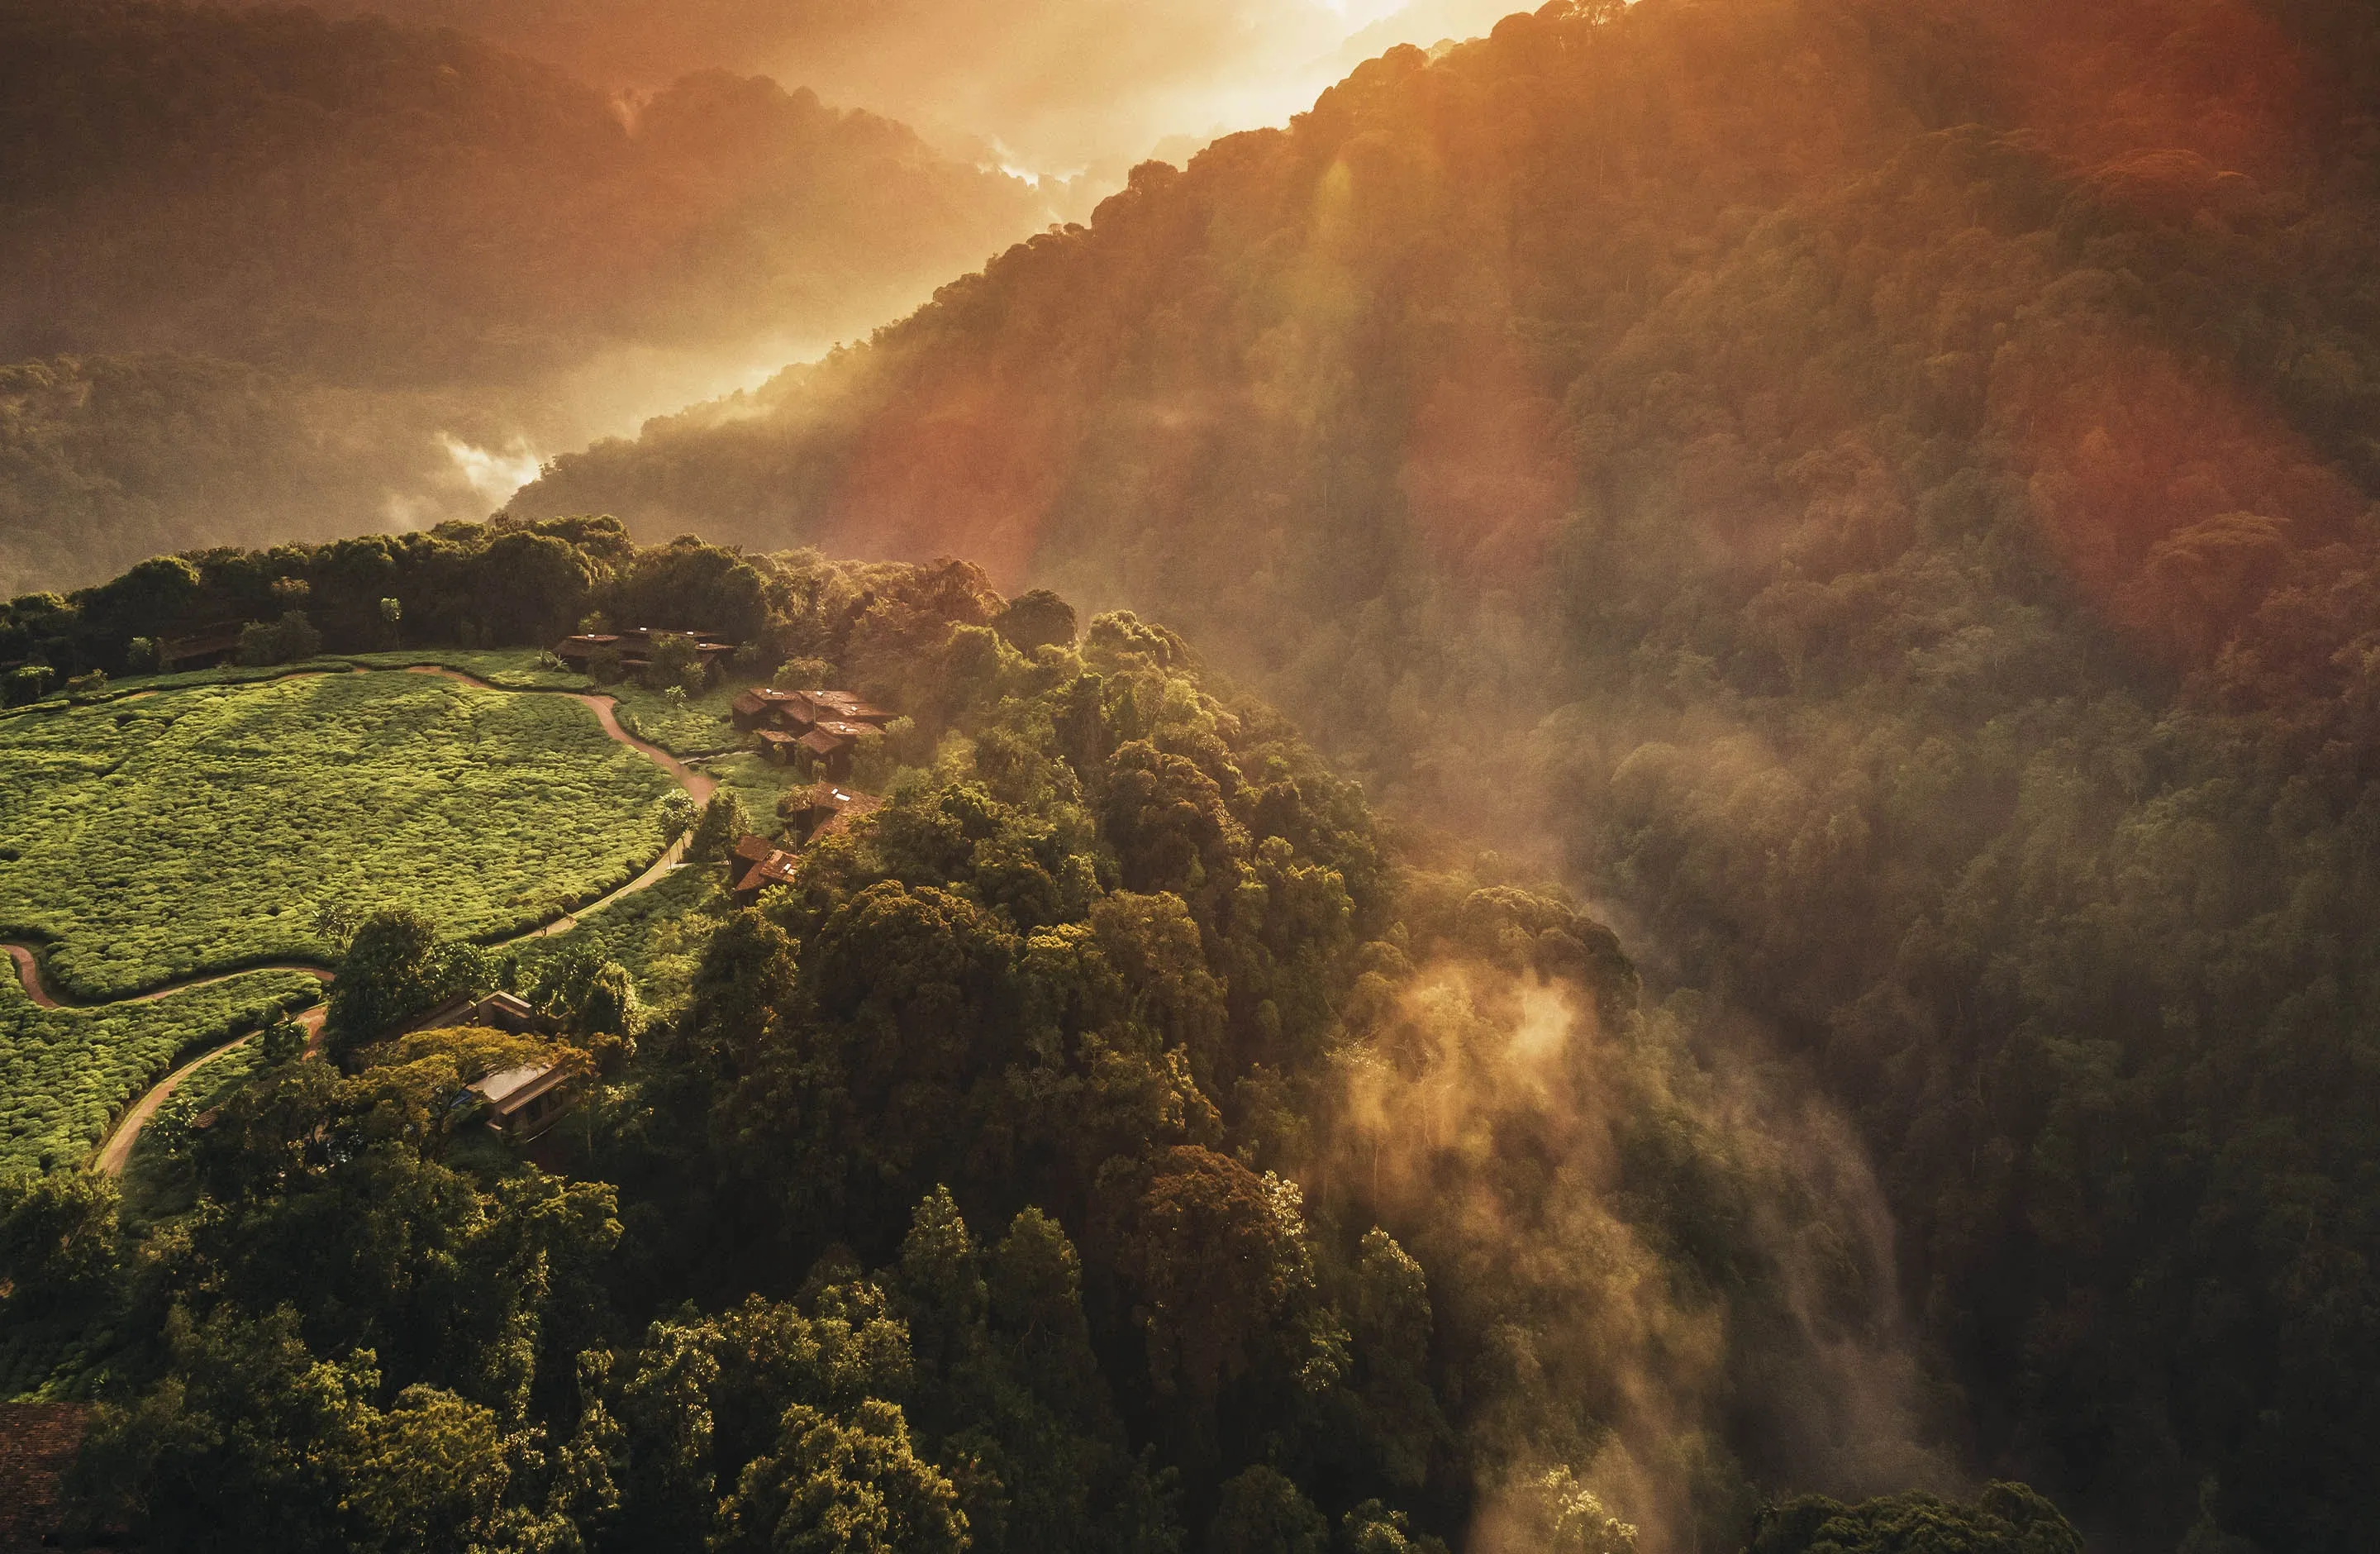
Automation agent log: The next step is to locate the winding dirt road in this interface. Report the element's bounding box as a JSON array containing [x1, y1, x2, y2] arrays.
[[4, 663, 720, 1174]]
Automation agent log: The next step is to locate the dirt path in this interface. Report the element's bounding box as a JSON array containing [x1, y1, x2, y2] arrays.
[[90, 1004, 330, 1176], [7, 663, 719, 1174]]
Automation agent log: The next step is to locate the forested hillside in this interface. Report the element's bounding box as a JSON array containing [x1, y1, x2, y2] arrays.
[[0, 0, 1047, 593], [2, 526, 2037, 1552], [515, 1, 2380, 1547]]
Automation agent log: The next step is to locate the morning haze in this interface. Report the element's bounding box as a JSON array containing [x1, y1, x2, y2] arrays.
[[2, 3, 2376, 1554]]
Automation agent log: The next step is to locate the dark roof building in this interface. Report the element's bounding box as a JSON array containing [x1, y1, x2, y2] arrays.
[[795, 722, 862, 779], [555, 627, 736, 675], [731, 847, 802, 904], [158, 625, 245, 671], [402, 989, 545, 1037], [800, 690, 895, 727], [783, 781, 882, 843], [732, 687, 812, 731]]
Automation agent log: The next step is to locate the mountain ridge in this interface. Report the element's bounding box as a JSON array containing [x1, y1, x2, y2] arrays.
[[509, 2, 2380, 1546]]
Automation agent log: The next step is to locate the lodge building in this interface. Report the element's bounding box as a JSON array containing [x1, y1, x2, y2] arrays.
[[728, 782, 881, 903], [553, 627, 737, 681], [731, 686, 894, 779]]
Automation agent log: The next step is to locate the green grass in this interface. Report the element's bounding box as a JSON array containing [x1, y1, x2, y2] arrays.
[[0, 968, 321, 1171], [603, 678, 750, 756], [514, 865, 722, 1018], [117, 1040, 277, 1225], [333, 648, 588, 689], [0, 649, 589, 722], [705, 749, 810, 827], [0, 671, 681, 999]]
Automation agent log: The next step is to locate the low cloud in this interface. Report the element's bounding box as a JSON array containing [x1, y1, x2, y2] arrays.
[[328, 0, 1527, 174], [1330, 964, 1951, 1552]]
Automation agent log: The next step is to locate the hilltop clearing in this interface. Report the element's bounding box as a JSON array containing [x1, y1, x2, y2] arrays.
[[0, 671, 678, 999]]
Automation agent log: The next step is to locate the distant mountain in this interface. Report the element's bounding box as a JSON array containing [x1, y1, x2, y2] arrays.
[[513, 1, 2380, 1547], [0, 0, 1049, 593]]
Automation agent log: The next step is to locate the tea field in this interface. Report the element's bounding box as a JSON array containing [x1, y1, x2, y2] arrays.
[[0, 968, 321, 1171], [0, 670, 681, 999]]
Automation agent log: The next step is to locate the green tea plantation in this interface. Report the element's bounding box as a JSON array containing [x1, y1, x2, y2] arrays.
[[0, 969, 321, 1170], [0, 670, 680, 999]]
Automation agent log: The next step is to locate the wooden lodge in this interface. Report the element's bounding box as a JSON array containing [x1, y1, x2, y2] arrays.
[[402, 989, 548, 1037], [797, 721, 874, 779], [783, 781, 882, 845], [725, 784, 878, 901], [468, 1062, 574, 1141], [802, 690, 894, 729], [731, 688, 811, 731], [731, 686, 894, 737], [730, 837, 802, 904], [554, 627, 736, 680]]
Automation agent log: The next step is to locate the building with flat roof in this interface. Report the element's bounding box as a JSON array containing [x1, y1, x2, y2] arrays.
[[469, 1062, 574, 1141]]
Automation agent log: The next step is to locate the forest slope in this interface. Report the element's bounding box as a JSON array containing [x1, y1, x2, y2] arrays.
[[4, 529, 2000, 1554], [516, 1, 2380, 1547]]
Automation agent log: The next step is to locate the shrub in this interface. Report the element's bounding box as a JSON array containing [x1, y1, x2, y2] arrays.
[[259, 1014, 307, 1065], [64, 670, 107, 702], [0, 1167, 120, 1317], [688, 790, 753, 862], [125, 637, 160, 674], [642, 632, 708, 694], [587, 644, 625, 683], [4, 665, 55, 705], [772, 656, 835, 689], [236, 610, 321, 666], [993, 588, 1078, 653], [657, 790, 700, 841]]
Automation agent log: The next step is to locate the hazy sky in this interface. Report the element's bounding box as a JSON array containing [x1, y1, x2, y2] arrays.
[[337, 0, 1527, 177]]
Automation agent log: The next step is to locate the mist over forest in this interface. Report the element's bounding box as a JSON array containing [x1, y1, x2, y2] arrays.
[[5, 0, 2380, 1552], [518, 0, 2380, 1545], [0, 0, 1052, 594]]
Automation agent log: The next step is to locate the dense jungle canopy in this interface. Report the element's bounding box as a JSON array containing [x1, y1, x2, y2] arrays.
[[503, 1, 2380, 1548], [7, 529, 1981, 1553]]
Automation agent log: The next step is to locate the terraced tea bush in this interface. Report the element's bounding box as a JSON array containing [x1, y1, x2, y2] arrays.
[[334, 650, 587, 691], [117, 1038, 277, 1225], [604, 678, 745, 756], [0, 671, 679, 998], [0, 969, 321, 1170], [512, 865, 718, 1019]]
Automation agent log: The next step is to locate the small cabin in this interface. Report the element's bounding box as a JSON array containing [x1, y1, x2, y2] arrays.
[[403, 989, 545, 1038], [731, 847, 802, 905], [730, 832, 777, 871], [469, 1062, 574, 1141], [555, 627, 736, 681], [782, 781, 881, 845], [732, 687, 811, 732], [754, 728, 802, 765], [800, 690, 894, 728], [797, 722, 864, 780]]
